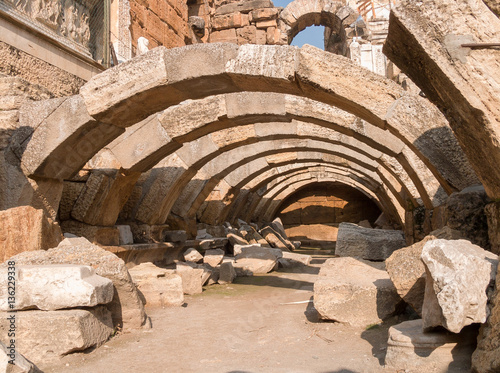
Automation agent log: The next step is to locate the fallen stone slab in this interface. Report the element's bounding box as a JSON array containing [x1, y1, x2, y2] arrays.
[[203, 264, 220, 285], [282, 251, 311, 266], [233, 243, 261, 256], [203, 249, 224, 267], [386, 226, 463, 316], [270, 217, 288, 239], [421, 239, 498, 333], [183, 247, 203, 263], [163, 230, 187, 243], [116, 225, 134, 245], [0, 265, 113, 311], [0, 306, 113, 363], [0, 206, 63, 262], [314, 257, 403, 327], [227, 232, 249, 247], [3, 237, 149, 330], [233, 246, 277, 275], [176, 262, 204, 295], [385, 319, 478, 371], [0, 340, 41, 373], [218, 262, 236, 284], [129, 262, 184, 307], [259, 226, 292, 251], [335, 222, 406, 260]]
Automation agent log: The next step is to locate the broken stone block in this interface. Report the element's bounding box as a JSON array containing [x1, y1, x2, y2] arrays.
[[313, 257, 403, 326], [335, 222, 406, 260], [61, 220, 119, 246], [421, 239, 498, 333], [385, 319, 478, 371], [218, 262, 237, 284], [282, 251, 311, 266], [129, 263, 184, 308], [227, 231, 249, 247], [0, 306, 113, 363], [203, 249, 224, 267], [233, 243, 261, 256], [176, 262, 204, 295], [0, 265, 113, 311], [233, 246, 277, 275], [116, 225, 134, 245], [163, 230, 187, 243], [3, 237, 149, 330], [196, 229, 212, 240], [270, 217, 288, 239], [183, 247, 203, 263], [358, 219, 372, 228], [259, 226, 292, 251], [386, 227, 463, 316], [0, 206, 63, 262], [203, 264, 220, 285], [0, 340, 41, 372]]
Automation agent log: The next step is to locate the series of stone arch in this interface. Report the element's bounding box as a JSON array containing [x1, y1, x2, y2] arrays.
[[15, 43, 480, 238]]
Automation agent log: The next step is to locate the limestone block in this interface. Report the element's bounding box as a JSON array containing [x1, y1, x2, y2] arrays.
[[236, 25, 257, 44], [60, 220, 119, 246], [485, 201, 500, 255], [215, 0, 273, 15], [203, 264, 220, 285], [256, 19, 277, 28], [282, 252, 311, 266], [259, 226, 293, 251], [210, 28, 238, 43], [2, 237, 149, 330], [385, 319, 478, 371], [164, 230, 187, 243], [116, 225, 134, 245], [0, 340, 40, 373], [0, 206, 63, 262], [250, 8, 279, 21], [335, 222, 406, 261], [183, 248, 203, 263], [421, 239, 498, 333], [176, 262, 204, 295], [270, 217, 288, 239], [129, 223, 170, 243], [233, 244, 262, 256], [0, 265, 113, 311], [256, 29, 266, 44], [233, 246, 277, 275], [0, 307, 113, 363], [313, 257, 402, 326], [203, 249, 224, 267], [218, 262, 236, 284], [227, 232, 249, 247], [386, 227, 463, 316], [212, 12, 249, 30], [129, 263, 184, 307]]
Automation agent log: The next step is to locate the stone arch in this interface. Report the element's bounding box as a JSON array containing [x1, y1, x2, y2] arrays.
[[278, 0, 358, 53], [19, 43, 476, 196]]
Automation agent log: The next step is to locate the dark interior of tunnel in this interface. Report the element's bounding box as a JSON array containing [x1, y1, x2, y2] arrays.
[[275, 181, 381, 249]]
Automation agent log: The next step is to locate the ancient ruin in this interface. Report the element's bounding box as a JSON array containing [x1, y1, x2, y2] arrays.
[[0, 0, 499, 371]]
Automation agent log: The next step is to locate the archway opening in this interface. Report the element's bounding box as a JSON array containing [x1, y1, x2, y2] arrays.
[[275, 181, 381, 250], [290, 25, 326, 50]]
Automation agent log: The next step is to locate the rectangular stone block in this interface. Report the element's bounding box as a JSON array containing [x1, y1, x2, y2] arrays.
[[0, 307, 113, 363], [250, 7, 279, 21], [212, 12, 249, 30], [210, 28, 238, 43]]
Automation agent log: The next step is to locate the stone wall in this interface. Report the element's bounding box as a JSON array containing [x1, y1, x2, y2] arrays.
[[129, 0, 192, 51], [277, 182, 381, 247]]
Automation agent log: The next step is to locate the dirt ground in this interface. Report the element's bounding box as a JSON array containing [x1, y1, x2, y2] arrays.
[[39, 250, 468, 373]]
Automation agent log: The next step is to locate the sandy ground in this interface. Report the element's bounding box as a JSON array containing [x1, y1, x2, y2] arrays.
[[39, 250, 468, 373]]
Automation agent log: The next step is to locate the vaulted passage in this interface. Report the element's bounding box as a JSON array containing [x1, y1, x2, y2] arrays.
[[276, 182, 381, 248]]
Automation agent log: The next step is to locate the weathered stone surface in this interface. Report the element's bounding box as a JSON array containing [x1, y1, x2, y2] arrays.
[[270, 217, 288, 239], [444, 185, 490, 249], [0, 339, 40, 372], [485, 201, 500, 255], [386, 227, 463, 316], [203, 249, 224, 267], [473, 260, 500, 372], [215, 0, 273, 15], [227, 232, 249, 247], [116, 225, 134, 245], [0, 307, 113, 363], [129, 262, 184, 307], [183, 248, 203, 263], [0, 206, 63, 262], [282, 251, 311, 266], [314, 257, 402, 326], [0, 265, 113, 311], [422, 239, 498, 333], [218, 261, 237, 284], [163, 230, 187, 243], [176, 262, 204, 295], [385, 319, 478, 371], [259, 226, 292, 251], [60, 220, 120, 246], [233, 244, 261, 256], [3, 238, 149, 330], [335, 222, 406, 261], [233, 246, 277, 275]]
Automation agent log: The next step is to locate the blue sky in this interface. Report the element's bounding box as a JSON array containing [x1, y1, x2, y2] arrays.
[[273, 0, 325, 50]]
